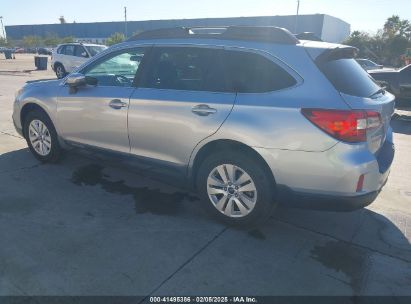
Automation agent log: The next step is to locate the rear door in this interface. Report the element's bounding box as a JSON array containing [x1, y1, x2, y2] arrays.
[[317, 55, 395, 154], [128, 45, 236, 167]]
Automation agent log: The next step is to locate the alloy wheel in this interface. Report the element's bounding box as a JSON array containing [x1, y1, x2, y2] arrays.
[[207, 164, 257, 218], [28, 119, 52, 156]]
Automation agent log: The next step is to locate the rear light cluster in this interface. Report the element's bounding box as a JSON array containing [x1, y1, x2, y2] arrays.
[[302, 109, 382, 143]]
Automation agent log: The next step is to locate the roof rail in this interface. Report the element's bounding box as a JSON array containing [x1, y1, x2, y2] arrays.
[[128, 26, 300, 45]]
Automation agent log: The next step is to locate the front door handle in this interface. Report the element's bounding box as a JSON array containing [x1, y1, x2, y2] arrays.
[[109, 99, 127, 109], [192, 104, 217, 116]]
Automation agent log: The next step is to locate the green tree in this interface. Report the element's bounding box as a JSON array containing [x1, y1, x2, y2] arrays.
[[106, 32, 125, 46], [0, 37, 13, 47], [43, 33, 61, 46], [384, 15, 411, 40], [344, 16, 411, 67], [22, 35, 43, 48], [60, 36, 75, 43]]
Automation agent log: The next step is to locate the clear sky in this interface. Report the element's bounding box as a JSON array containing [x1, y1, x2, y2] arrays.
[[1, 0, 411, 34]]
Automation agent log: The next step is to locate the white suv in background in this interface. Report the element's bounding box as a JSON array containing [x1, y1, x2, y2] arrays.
[[51, 43, 107, 79]]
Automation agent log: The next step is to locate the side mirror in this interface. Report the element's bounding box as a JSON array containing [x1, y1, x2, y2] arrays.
[[81, 52, 89, 58], [66, 73, 86, 87]]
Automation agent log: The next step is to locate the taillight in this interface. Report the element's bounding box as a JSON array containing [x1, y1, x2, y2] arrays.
[[301, 109, 382, 143]]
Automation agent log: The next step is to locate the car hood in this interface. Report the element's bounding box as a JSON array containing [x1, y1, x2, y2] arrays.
[[25, 78, 62, 88]]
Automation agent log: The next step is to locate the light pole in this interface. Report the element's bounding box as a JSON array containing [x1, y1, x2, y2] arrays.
[[0, 16, 6, 40], [124, 7, 128, 38], [294, 0, 300, 34]]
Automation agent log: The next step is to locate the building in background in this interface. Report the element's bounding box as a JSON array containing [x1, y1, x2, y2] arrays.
[[5, 14, 350, 44]]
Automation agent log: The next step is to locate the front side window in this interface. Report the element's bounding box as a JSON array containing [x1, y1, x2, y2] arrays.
[[141, 47, 227, 92], [221, 50, 297, 93], [57, 45, 65, 54], [83, 48, 146, 87]]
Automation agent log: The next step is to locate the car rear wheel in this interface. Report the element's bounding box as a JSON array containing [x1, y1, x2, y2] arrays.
[[24, 110, 62, 163], [55, 64, 66, 79], [197, 150, 276, 228]]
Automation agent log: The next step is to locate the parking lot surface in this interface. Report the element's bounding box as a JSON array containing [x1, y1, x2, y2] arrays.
[[1, 55, 411, 297]]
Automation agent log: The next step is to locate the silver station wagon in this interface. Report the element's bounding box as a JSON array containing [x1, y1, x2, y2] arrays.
[[12, 27, 395, 226]]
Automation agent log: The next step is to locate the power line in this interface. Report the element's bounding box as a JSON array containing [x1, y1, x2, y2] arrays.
[[124, 7, 128, 38]]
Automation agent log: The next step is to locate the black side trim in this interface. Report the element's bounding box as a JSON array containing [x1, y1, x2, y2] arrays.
[[276, 185, 379, 212], [376, 140, 395, 174]]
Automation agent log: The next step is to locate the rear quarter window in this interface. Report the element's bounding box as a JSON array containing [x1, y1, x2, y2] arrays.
[[318, 58, 381, 97], [222, 50, 297, 93]]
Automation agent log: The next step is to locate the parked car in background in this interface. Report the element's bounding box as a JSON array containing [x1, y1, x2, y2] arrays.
[[26, 48, 38, 54], [14, 48, 25, 53], [356, 59, 384, 71], [51, 43, 107, 79], [369, 64, 411, 99], [13, 27, 395, 226], [38, 48, 52, 56]]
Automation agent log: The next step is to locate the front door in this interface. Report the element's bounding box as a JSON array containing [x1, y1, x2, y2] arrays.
[[57, 47, 148, 153], [128, 46, 236, 167]]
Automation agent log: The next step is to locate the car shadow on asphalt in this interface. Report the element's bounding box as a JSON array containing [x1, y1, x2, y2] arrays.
[[1, 148, 410, 253], [0, 148, 411, 295]]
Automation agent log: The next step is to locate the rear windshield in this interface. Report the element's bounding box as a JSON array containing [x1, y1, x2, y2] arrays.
[[318, 58, 381, 97]]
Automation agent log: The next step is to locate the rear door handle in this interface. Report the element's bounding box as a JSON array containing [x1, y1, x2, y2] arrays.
[[192, 104, 217, 116], [109, 99, 128, 109]]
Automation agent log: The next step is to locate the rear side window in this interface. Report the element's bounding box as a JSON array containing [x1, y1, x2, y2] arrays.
[[222, 50, 297, 93], [318, 58, 381, 97], [141, 47, 227, 92]]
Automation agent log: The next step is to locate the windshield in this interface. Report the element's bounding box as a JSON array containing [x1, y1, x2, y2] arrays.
[[85, 45, 107, 57]]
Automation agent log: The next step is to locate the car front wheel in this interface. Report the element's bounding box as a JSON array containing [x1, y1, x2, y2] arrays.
[[197, 150, 276, 228], [24, 110, 62, 163], [55, 64, 66, 79]]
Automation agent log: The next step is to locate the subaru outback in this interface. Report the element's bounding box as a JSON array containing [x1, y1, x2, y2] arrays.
[[13, 27, 395, 226]]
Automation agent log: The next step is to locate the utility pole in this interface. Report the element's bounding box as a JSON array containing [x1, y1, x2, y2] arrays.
[[0, 16, 6, 40], [294, 0, 300, 34], [124, 7, 128, 38]]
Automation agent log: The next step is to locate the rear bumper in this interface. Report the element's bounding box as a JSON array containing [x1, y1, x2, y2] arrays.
[[276, 185, 381, 212], [255, 137, 394, 211]]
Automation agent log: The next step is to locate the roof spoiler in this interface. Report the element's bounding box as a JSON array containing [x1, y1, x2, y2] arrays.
[[295, 32, 323, 42], [315, 46, 359, 64], [128, 26, 300, 45]]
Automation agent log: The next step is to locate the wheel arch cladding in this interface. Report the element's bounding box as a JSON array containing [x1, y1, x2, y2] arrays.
[[191, 139, 276, 189]]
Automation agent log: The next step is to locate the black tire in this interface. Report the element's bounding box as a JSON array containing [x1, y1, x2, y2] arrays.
[[54, 63, 66, 79], [24, 110, 62, 163], [196, 150, 277, 228]]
